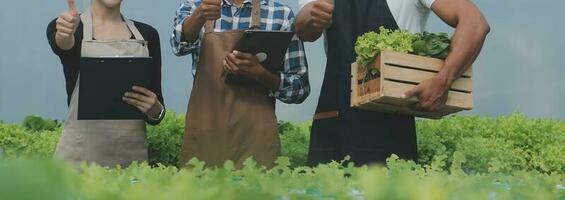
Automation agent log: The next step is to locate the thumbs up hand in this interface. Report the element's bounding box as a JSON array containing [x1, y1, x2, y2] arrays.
[[196, 0, 222, 21], [310, 0, 334, 29], [55, 0, 80, 40]]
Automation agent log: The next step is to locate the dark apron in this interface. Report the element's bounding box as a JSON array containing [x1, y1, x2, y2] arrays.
[[308, 0, 418, 166]]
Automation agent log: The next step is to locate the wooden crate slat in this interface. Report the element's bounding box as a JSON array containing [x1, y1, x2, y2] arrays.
[[370, 97, 465, 114], [357, 92, 381, 106], [374, 96, 415, 106], [381, 81, 473, 110], [350, 50, 475, 119], [372, 97, 455, 117], [382, 64, 473, 93], [381, 51, 473, 78], [357, 79, 380, 96], [354, 96, 464, 118], [363, 101, 447, 119], [377, 101, 459, 119], [352, 62, 383, 107], [350, 63, 359, 107]]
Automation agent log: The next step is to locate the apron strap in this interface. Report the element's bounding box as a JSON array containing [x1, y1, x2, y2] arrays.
[[80, 9, 145, 41], [249, 0, 261, 29], [81, 9, 94, 41], [123, 16, 145, 41], [204, 0, 261, 33], [204, 20, 215, 33]]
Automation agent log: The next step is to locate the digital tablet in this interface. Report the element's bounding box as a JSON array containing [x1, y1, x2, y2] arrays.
[[78, 57, 153, 120], [226, 30, 295, 85]]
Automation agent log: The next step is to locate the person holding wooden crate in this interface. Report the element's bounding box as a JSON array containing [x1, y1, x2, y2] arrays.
[[296, 0, 490, 166]]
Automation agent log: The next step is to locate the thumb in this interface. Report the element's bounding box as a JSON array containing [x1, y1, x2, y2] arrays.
[[233, 50, 250, 59], [402, 86, 421, 99], [68, 0, 78, 16]]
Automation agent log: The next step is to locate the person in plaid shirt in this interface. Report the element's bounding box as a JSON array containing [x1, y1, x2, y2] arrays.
[[171, 0, 310, 104], [171, 0, 310, 168]]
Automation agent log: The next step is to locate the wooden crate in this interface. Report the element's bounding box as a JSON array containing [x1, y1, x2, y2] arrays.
[[351, 50, 473, 119]]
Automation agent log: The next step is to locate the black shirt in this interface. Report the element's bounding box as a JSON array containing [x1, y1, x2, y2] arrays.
[[46, 18, 164, 125]]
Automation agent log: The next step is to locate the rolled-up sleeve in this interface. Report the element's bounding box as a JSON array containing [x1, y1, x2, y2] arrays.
[[419, 0, 437, 9], [171, 1, 201, 57], [299, 0, 316, 10], [271, 9, 311, 104]]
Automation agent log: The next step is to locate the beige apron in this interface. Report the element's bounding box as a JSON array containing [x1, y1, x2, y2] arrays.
[[179, 0, 281, 169], [54, 10, 150, 167]]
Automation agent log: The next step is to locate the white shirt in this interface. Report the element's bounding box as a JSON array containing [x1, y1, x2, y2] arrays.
[[298, 0, 436, 33]]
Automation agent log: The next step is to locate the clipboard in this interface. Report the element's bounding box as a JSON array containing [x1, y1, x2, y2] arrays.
[[78, 57, 153, 120], [226, 30, 295, 85]]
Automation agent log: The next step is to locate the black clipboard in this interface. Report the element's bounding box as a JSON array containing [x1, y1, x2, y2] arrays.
[[78, 57, 153, 120], [226, 30, 295, 85]]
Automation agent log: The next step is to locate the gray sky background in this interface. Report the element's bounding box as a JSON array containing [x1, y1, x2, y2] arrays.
[[1, 0, 564, 123]]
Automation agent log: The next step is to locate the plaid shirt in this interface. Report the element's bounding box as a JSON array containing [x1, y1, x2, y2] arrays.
[[171, 0, 310, 104]]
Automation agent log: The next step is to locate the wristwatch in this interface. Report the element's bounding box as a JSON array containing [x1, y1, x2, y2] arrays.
[[148, 104, 165, 121]]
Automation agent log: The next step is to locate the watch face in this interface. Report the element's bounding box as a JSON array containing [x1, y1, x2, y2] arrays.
[[156, 107, 164, 119], [149, 106, 165, 121]]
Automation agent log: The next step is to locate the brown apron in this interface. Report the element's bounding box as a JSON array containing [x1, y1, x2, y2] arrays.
[[54, 10, 149, 167], [179, 0, 280, 168]]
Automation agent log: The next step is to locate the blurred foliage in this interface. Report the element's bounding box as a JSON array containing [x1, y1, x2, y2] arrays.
[[278, 121, 311, 168], [22, 115, 61, 132], [146, 111, 185, 166], [1, 112, 564, 175], [0, 157, 563, 200], [416, 113, 565, 174]]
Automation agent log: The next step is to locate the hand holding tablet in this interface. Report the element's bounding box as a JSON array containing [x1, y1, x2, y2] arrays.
[[224, 30, 295, 85]]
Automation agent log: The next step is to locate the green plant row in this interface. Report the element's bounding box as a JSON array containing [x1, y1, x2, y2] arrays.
[[416, 113, 565, 174], [0, 156, 563, 200], [1, 112, 564, 174]]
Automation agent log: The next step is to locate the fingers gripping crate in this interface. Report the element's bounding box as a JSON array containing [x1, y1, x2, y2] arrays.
[[350, 50, 473, 119]]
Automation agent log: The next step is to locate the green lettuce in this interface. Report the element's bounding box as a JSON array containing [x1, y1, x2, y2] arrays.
[[354, 27, 452, 80], [355, 27, 416, 69]]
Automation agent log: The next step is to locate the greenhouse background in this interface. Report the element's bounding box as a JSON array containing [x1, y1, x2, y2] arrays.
[[0, 1, 564, 199], [1, 0, 564, 122]]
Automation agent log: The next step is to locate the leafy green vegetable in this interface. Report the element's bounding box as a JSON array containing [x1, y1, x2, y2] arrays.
[[355, 27, 416, 69], [146, 111, 185, 166], [278, 121, 311, 167], [412, 31, 451, 59], [22, 115, 61, 132], [354, 27, 453, 81], [1, 113, 565, 200], [0, 157, 563, 200], [0, 122, 61, 159], [2, 113, 564, 174]]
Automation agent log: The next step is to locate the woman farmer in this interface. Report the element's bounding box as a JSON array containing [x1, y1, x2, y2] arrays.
[[171, 0, 310, 168], [47, 0, 165, 167]]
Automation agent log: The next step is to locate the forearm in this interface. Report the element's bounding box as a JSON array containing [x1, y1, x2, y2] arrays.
[[55, 33, 75, 51], [182, 7, 206, 43], [438, 15, 490, 84], [296, 3, 324, 42], [255, 66, 281, 92]]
